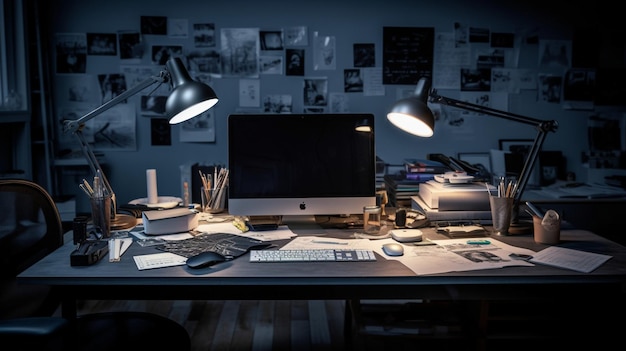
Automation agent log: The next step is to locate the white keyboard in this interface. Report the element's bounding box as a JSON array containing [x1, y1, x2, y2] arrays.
[[249, 249, 376, 262]]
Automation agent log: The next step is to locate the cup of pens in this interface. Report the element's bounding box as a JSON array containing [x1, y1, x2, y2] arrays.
[[201, 186, 227, 214], [488, 178, 516, 236], [90, 193, 112, 238], [198, 168, 229, 214]]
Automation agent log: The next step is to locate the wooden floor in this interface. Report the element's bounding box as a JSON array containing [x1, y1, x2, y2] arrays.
[[59, 298, 626, 351], [58, 300, 352, 351]]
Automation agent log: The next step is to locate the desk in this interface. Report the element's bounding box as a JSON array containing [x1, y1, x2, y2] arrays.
[[18, 226, 626, 321]]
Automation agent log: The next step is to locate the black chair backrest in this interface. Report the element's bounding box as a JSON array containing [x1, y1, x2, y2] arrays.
[[0, 179, 64, 318]]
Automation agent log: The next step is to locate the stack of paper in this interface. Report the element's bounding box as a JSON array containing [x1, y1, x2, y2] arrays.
[[411, 195, 493, 222], [418, 180, 494, 210]]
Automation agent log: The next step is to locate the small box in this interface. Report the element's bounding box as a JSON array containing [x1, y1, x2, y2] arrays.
[[142, 208, 199, 235]]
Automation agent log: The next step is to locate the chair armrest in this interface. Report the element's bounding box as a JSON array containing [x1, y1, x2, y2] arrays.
[[0, 316, 69, 337]]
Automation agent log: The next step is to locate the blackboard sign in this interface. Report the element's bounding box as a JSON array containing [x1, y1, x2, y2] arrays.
[[382, 27, 434, 85]]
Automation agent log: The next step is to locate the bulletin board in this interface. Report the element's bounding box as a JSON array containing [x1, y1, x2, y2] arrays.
[[382, 27, 434, 85]]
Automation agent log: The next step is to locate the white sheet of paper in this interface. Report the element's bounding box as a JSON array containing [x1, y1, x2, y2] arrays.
[[377, 237, 536, 276], [133, 252, 187, 270], [529, 246, 612, 273], [196, 222, 296, 241], [280, 236, 371, 250]]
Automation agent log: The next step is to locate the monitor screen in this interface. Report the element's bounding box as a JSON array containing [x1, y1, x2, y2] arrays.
[[228, 113, 376, 222]]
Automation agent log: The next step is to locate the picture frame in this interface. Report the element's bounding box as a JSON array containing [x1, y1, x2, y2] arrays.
[[498, 139, 539, 184], [498, 139, 533, 154], [539, 151, 565, 186]]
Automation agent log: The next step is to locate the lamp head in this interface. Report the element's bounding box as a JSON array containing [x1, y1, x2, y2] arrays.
[[165, 57, 219, 124], [386, 77, 435, 137]]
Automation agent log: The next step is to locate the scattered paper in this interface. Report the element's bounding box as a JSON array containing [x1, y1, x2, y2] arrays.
[[529, 246, 612, 273], [133, 252, 187, 270]]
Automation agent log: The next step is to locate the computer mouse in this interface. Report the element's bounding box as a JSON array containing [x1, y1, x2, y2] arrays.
[[186, 251, 226, 269], [382, 243, 404, 256]]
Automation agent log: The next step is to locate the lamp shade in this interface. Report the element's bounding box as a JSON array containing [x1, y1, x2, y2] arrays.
[[386, 77, 435, 137], [166, 57, 219, 124], [387, 98, 435, 137]]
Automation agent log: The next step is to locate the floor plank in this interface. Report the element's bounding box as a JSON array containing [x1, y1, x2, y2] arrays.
[[71, 299, 349, 351]]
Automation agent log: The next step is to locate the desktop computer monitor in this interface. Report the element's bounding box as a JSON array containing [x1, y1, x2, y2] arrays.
[[228, 113, 376, 227]]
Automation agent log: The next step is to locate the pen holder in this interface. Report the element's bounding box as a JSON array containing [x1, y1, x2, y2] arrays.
[[90, 194, 112, 239], [201, 186, 227, 214], [533, 210, 561, 244], [489, 195, 513, 236]]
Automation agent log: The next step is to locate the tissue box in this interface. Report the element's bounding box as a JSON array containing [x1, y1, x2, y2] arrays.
[[142, 208, 199, 235]]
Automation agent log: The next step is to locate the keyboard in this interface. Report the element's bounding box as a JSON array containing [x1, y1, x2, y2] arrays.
[[249, 249, 376, 262]]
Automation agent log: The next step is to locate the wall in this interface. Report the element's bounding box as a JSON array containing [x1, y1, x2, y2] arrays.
[[45, 0, 624, 210]]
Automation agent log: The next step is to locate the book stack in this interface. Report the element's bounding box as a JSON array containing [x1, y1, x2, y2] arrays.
[[403, 158, 451, 180], [384, 174, 422, 207], [384, 159, 452, 207], [411, 180, 496, 222]]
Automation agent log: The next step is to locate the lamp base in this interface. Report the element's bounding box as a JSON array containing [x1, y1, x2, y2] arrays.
[[508, 220, 533, 235], [111, 213, 137, 230]]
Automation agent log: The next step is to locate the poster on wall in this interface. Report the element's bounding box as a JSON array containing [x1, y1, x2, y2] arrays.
[[55, 33, 87, 74], [84, 104, 137, 151], [193, 23, 216, 47], [179, 109, 216, 143], [220, 28, 260, 78], [382, 27, 434, 85], [313, 33, 336, 70]]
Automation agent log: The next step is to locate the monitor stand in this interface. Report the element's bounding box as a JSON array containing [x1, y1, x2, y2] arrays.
[[280, 215, 326, 235]]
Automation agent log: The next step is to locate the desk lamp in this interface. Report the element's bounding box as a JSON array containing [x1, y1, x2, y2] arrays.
[[63, 57, 219, 229], [387, 77, 558, 232]]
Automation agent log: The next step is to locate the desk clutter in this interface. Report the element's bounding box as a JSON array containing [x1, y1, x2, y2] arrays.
[[65, 206, 614, 275]]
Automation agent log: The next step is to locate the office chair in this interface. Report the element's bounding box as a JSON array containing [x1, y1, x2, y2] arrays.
[[0, 179, 191, 350]]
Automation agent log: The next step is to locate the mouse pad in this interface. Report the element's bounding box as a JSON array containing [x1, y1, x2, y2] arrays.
[[158, 232, 271, 259]]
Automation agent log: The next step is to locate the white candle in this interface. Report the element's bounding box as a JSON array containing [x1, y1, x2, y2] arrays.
[[146, 169, 158, 204]]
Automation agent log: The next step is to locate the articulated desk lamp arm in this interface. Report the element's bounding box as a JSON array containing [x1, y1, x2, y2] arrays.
[[62, 57, 219, 229], [387, 77, 558, 227]]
